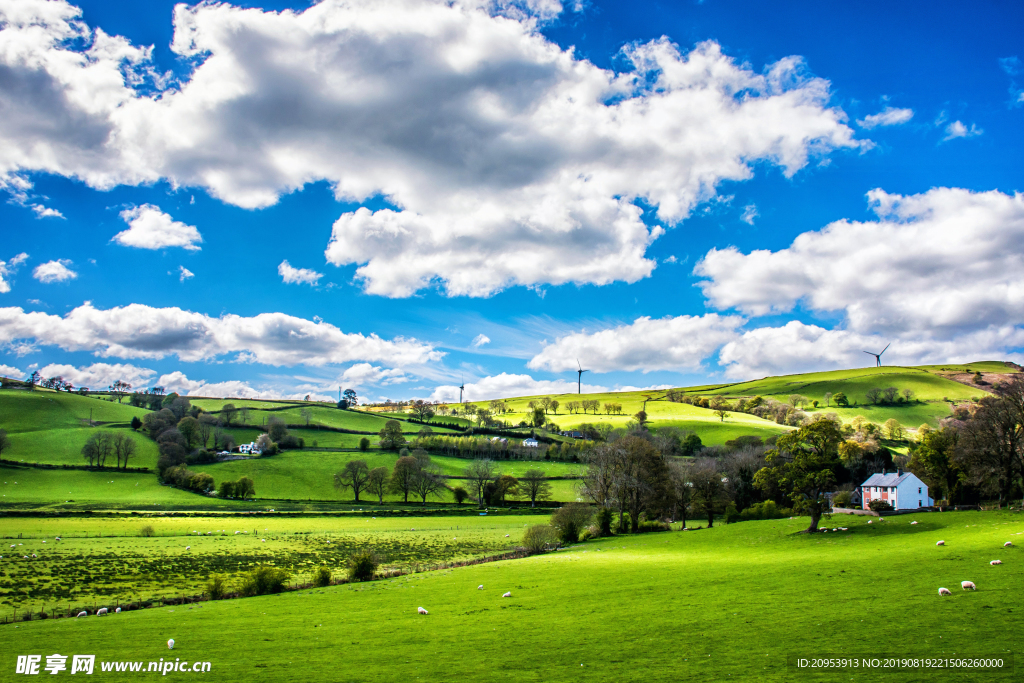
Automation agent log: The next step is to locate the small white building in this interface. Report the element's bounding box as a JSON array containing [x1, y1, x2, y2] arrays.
[[860, 471, 933, 510], [238, 442, 262, 456], [521, 438, 539, 448]]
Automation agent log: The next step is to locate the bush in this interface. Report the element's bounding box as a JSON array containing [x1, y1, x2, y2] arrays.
[[359, 437, 370, 452], [206, 574, 227, 600], [452, 486, 469, 505], [521, 524, 558, 554], [832, 490, 854, 507], [596, 507, 613, 536], [868, 499, 893, 512], [312, 566, 332, 588], [139, 525, 155, 537], [348, 550, 379, 582], [238, 566, 290, 597], [278, 434, 303, 449], [551, 503, 593, 544], [637, 520, 671, 533]]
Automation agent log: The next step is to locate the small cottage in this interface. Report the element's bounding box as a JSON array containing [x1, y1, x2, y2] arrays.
[[860, 470, 932, 510]]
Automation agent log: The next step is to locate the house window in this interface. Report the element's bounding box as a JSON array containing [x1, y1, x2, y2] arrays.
[[918, 487, 922, 494]]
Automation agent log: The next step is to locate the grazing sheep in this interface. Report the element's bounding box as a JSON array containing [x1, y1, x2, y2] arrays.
[[505, 534, 510, 537], [938, 587, 952, 596], [115, 607, 121, 613], [867, 521, 873, 524], [168, 639, 175, 650], [31, 553, 37, 557], [990, 560, 1003, 565], [417, 607, 428, 615], [185, 546, 190, 550], [477, 585, 483, 590], [1004, 542, 1013, 547], [936, 540, 945, 546], [911, 521, 918, 525], [77, 611, 88, 617], [502, 591, 512, 598], [961, 581, 976, 591], [97, 607, 108, 616]]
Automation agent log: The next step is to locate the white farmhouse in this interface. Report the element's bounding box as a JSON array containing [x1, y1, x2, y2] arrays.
[[238, 442, 262, 456], [860, 470, 933, 510], [521, 438, 539, 448]]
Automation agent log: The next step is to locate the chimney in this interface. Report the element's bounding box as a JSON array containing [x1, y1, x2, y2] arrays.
[[897, 468, 903, 476], [882, 468, 887, 475]]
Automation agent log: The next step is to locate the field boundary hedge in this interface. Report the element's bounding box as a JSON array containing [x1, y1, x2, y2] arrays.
[[0, 459, 150, 473]]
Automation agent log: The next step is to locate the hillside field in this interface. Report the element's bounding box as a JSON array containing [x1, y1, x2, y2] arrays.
[[1, 510, 1020, 682]]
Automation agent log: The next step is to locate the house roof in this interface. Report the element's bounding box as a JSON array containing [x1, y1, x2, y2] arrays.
[[861, 472, 916, 487]]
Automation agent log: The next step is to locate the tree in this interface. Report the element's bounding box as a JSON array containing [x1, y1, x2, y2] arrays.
[[714, 408, 727, 422], [903, 389, 915, 403], [518, 469, 552, 507], [883, 418, 904, 440], [882, 386, 899, 404], [411, 400, 435, 422], [531, 407, 546, 427], [198, 413, 219, 447], [411, 462, 446, 504], [366, 466, 391, 504], [359, 437, 370, 451], [177, 416, 200, 450], [255, 433, 273, 454], [549, 399, 559, 415], [112, 432, 137, 469], [27, 371, 39, 389], [0, 429, 9, 457], [633, 410, 648, 427], [239, 406, 251, 425], [908, 428, 962, 504], [954, 377, 1024, 507], [236, 476, 256, 499], [755, 419, 843, 533], [865, 387, 882, 405], [220, 403, 237, 427], [389, 456, 419, 503], [668, 461, 692, 528], [82, 432, 113, 467], [550, 503, 593, 544], [833, 392, 849, 407], [341, 388, 358, 408], [267, 416, 288, 442], [378, 420, 406, 450], [130, 416, 142, 431], [464, 459, 496, 507], [491, 474, 518, 505], [689, 457, 726, 528], [218, 480, 236, 498], [300, 407, 313, 427], [334, 460, 371, 502], [452, 486, 469, 505], [109, 379, 131, 403], [824, 392, 833, 408]]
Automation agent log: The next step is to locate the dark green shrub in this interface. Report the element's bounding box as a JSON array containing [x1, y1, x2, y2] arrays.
[[521, 525, 558, 554], [312, 566, 332, 588], [868, 499, 893, 512], [551, 503, 593, 544], [359, 437, 370, 452], [637, 520, 671, 533], [596, 507, 613, 536], [239, 566, 290, 597], [453, 486, 469, 505], [139, 525, 155, 537], [348, 550, 379, 582], [206, 574, 227, 600]]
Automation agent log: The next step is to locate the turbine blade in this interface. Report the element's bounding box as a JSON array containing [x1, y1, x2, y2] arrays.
[[881, 342, 891, 354]]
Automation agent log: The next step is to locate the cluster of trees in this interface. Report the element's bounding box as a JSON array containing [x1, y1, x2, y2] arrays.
[[143, 396, 233, 473], [80, 431, 138, 469], [334, 451, 448, 504], [563, 399, 602, 415], [865, 387, 916, 405], [219, 477, 256, 499], [462, 459, 553, 507], [162, 466, 215, 493], [414, 433, 591, 462], [907, 376, 1024, 507]]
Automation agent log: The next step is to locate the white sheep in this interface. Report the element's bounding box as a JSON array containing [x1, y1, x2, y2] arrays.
[[1004, 542, 1013, 547], [477, 585, 483, 590], [938, 587, 952, 596], [911, 521, 918, 525], [936, 540, 945, 546], [97, 607, 108, 616], [115, 607, 121, 613], [168, 639, 175, 650], [417, 607, 428, 615], [505, 534, 510, 537], [77, 611, 88, 617], [867, 520, 873, 524], [185, 546, 190, 550], [990, 560, 1003, 565], [961, 581, 976, 591], [502, 591, 512, 598]]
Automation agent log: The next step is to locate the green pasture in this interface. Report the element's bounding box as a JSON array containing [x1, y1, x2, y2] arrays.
[[0, 389, 146, 433], [0, 467, 216, 509], [915, 360, 1019, 373], [3, 428, 159, 468], [2, 510, 1020, 682], [0, 515, 544, 613]]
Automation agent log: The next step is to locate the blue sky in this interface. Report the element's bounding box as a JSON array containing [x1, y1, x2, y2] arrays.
[[1, 0, 1022, 402]]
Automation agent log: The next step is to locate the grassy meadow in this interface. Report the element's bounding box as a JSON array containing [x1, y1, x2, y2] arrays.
[[1, 510, 1020, 682]]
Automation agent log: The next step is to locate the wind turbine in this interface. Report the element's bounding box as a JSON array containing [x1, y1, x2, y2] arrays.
[[863, 342, 891, 367], [576, 359, 589, 395], [458, 376, 465, 404]]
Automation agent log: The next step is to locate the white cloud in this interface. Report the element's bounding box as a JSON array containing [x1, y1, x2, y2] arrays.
[[0, 363, 23, 378], [942, 120, 982, 141], [0, 302, 443, 366], [0, 0, 862, 298], [32, 259, 77, 283], [430, 372, 608, 402], [0, 253, 29, 293], [339, 362, 409, 387], [113, 205, 202, 251], [36, 362, 155, 389], [740, 204, 758, 225], [857, 106, 914, 129], [178, 266, 194, 282], [719, 321, 1024, 380], [528, 313, 744, 373], [471, 334, 491, 347], [278, 261, 322, 286], [696, 187, 1024, 338], [31, 204, 64, 218], [158, 370, 335, 400]]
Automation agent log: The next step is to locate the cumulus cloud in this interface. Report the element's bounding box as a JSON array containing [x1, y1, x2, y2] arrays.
[[942, 120, 982, 141], [36, 362, 155, 388], [528, 314, 744, 373], [696, 187, 1024, 338], [178, 266, 194, 282], [0, 363, 23, 378], [719, 321, 1024, 380], [278, 261, 322, 286], [740, 204, 758, 225], [430, 372, 608, 402], [999, 56, 1023, 106], [0, 302, 442, 366], [857, 106, 914, 129], [31, 204, 64, 218], [338, 362, 409, 387], [157, 370, 330, 400], [32, 259, 77, 283], [471, 334, 491, 347], [0, 0, 862, 298], [113, 205, 202, 251], [0, 253, 29, 293]]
